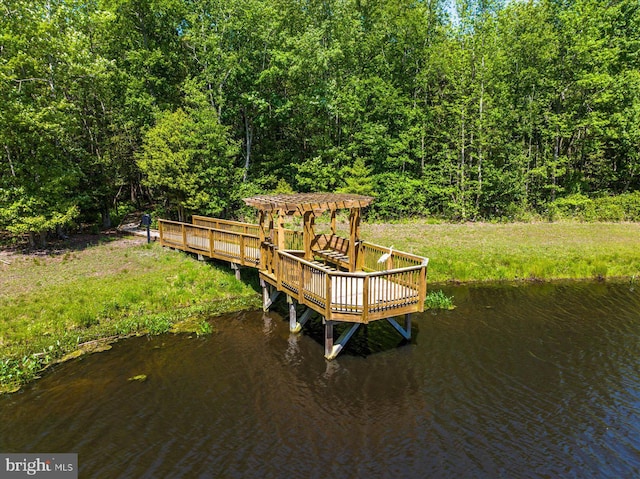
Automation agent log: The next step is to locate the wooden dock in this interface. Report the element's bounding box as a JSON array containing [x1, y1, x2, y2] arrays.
[[158, 194, 429, 359]]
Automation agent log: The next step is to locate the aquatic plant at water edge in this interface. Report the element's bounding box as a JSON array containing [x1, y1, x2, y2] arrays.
[[424, 290, 455, 310]]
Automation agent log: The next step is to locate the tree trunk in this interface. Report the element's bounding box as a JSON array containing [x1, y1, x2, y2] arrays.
[[102, 208, 111, 229], [243, 110, 253, 182], [476, 55, 485, 214]]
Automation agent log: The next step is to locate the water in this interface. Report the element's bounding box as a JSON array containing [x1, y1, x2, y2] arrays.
[[1, 282, 640, 478]]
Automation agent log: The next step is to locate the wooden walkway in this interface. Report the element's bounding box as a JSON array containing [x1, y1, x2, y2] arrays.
[[158, 197, 428, 359]]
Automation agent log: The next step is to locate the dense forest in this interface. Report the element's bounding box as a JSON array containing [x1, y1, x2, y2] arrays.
[[1, 0, 639, 243]]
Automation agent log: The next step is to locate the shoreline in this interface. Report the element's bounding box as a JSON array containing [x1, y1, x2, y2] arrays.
[[2, 221, 640, 393]]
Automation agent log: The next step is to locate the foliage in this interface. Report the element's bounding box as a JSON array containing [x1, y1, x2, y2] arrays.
[[424, 290, 455, 310], [1, 0, 640, 232], [137, 108, 240, 220], [547, 192, 640, 222], [369, 173, 427, 220]]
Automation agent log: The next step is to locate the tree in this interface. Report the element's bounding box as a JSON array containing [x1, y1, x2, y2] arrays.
[[137, 107, 239, 221]]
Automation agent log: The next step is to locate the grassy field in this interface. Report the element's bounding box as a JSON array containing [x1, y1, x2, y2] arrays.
[[2, 221, 639, 392], [0, 235, 261, 393], [360, 221, 640, 283]]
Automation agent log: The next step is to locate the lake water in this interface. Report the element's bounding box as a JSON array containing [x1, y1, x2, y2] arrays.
[[1, 282, 639, 478]]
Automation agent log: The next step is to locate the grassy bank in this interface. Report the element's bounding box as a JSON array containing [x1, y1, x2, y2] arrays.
[[361, 221, 640, 283], [2, 221, 640, 393], [0, 236, 260, 393]]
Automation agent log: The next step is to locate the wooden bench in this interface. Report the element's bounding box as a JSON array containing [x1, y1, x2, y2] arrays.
[[311, 234, 351, 270], [310, 260, 337, 271]]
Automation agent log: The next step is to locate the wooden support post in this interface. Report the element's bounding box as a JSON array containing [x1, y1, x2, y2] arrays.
[[303, 211, 315, 261], [197, 254, 204, 261], [261, 279, 281, 311], [330, 209, 337, 236], [348, 208, 361, 272], [298, 308, 313, 329], [261, 278, 269, 311], [288, 295, 301, 333], [231, 262, 241, 281], [324, 319, 334, 359], [277, 210, 285, 251], [268, 212, 275, 242], [387, 314, 412, 341], [404, 313, 412, 338], [418, 259, 429, 312], [258, 211, 266, 271], [325, 322, 361, 360]]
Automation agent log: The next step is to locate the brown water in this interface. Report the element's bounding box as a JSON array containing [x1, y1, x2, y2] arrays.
[[1, 282, 640, 478]]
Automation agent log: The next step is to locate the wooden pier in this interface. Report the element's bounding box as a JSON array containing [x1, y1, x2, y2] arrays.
[[158, 194, 429, 359]]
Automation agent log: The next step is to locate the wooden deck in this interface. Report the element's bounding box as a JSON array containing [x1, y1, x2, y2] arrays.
[[159, 217, 428, 325], [159, 196, 428, 360]]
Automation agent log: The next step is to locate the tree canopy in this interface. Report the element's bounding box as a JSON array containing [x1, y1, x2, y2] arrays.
[[1, 0, 639, 240]]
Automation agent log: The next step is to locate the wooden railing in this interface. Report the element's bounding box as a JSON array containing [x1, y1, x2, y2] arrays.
[[193, 215, 305, 251], [192, 215, 260, 236], [159, 219, 260, 267], [159, 216, 428, 323], [358, 242, 423, 272], [275, 250, 428, 324]]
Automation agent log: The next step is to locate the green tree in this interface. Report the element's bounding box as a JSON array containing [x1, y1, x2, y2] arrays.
[[137, 108, 239, 221]]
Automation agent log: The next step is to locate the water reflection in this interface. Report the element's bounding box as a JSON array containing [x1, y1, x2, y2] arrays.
[[1, 282, 639, 478]]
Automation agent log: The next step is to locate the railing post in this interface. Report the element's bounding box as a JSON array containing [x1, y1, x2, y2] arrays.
[[239, 234, 245, 265], [209, 229, 215, 257], [258, 210, 266, 271], [158, 220, 164, 246], [356, 242, 366, 271], [298, 259, 304, 303], [418, 263, 428, 312], [181, 224, 186, 249], [277, 253, 283, 290], [325, 273, 332, 321], [362, 275, 370, 323]]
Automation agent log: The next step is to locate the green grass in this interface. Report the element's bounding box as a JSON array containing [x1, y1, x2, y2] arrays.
[[3, 220, 640, 392], [360, 221, 640, 284], [0, 238, 260, 393]]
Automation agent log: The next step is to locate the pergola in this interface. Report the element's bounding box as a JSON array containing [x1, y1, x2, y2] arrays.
[[243, 193, 374, 272], [159, 193, 427, 359]]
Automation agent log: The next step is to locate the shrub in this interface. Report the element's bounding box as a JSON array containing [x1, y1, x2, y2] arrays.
[[547, 192, 640, 222], [369, 173, 427, 220]]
